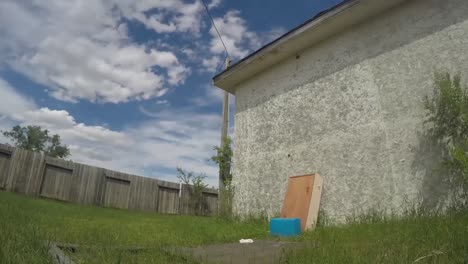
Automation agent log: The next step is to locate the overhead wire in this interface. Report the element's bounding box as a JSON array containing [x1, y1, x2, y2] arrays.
[[200, 0, 231, 63]]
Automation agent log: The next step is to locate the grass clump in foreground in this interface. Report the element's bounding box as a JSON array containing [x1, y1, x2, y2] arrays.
[[1, 190, 468, 263], [283, 208, 468, 264]]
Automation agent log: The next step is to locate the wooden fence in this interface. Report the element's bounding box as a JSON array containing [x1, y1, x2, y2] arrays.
[[0, 144, 218, 216]]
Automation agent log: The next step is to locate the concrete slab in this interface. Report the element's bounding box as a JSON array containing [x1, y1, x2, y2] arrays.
[[178, 240, 303, 264]]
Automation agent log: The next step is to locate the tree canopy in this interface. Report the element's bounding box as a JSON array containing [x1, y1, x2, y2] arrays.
[[2, 125, 71, 159]]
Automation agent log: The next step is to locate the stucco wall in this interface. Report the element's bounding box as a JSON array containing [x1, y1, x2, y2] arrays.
[[232, 0, 468, 223]]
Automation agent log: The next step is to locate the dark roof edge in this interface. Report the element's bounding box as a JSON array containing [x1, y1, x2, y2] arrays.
[[212, 0, 356, 82]]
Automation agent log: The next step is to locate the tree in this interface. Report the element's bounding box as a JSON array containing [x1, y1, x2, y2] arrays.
[[176, 167, 195, 185], [211, 137, 234, 218], [424, 72, 468, 207], [2, 125, 71, 159], [176, 167, 208, 215], [212, 137, 233, 186]]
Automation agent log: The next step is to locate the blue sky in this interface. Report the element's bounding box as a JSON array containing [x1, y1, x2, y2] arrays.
[[0, 0, 341, 187]]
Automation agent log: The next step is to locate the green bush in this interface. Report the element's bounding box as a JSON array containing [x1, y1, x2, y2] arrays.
[[176, 167, 209, 216], [211, 137, 234, 219], [424, 72, 468, 207]]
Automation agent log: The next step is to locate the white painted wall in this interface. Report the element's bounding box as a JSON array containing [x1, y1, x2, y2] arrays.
[[232, 0, 468, 223]]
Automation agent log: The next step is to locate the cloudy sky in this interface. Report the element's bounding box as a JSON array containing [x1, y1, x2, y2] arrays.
[[0, 0, 341, 187]]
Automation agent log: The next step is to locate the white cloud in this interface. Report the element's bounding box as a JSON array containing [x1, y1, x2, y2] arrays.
[[209, 10, 259, 59], [156, 100, 169, 105], [118, 0, 205, 35], [192, 84, 235, 108], [0, 77, 221, 186], [124, 111, 221, 177], [138, 99, 171, 118], [133, 13, 177, 33], [257, 27, 288, 49], [0, 0, 281, 188], [181, 48, 196, 59], [208, 0, 223, 9], [0, 0, 191, 103], [0, 0, 278, 104], [0, 79, 36, 116], [207, 11, 287, 64], [18, 108, 76, 129], [202, 56, 222, 72]]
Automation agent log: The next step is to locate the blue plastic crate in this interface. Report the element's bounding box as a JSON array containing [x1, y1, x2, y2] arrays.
[[270, 218, 301, 237]]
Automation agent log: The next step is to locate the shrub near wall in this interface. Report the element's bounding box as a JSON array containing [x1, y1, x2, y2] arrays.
[[424, 72, 468, 208]]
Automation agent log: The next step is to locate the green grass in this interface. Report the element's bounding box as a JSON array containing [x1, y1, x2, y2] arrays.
[[0, 191, 268, 263], [1, 191, 468, 263], [283, 210, 468, 263]]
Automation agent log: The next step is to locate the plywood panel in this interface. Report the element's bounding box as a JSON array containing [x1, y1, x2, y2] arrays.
[[281, 174, 315, 231], [40, 164, 74, 201], [104, 173, 131, 209], [158, 186, 179, 214], [306, 174, 323, 230]]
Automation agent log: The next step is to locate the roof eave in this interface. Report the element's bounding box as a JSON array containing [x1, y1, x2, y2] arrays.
[[213, 0, 407, 94]]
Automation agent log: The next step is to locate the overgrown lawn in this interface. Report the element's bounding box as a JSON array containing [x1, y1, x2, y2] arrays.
[[284, 210, 468, 263], [0, 191, 267, 263], [1, 191, 467, 263]]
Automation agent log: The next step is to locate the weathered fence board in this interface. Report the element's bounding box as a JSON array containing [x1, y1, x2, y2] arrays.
[[69, 164, 103, 205], [0, 144, 218, 215], [203, 192, 219, 216], [0, 145, 13, 189], [7, 149, 45, 195], [40, 164, 74, 201], [158, 185, 180, 214], [179, 184, 192, 215], [39, 157, 75, 201], [104, 171, 132, 209], [128, 176, 159, 212]]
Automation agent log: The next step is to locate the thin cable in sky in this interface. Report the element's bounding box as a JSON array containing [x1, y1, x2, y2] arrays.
[[201, 0, 230, 60]]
